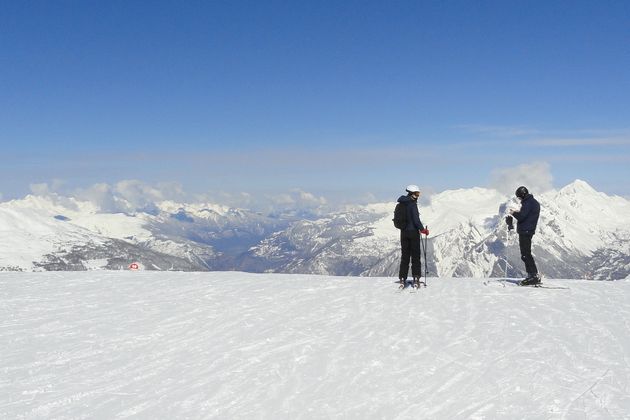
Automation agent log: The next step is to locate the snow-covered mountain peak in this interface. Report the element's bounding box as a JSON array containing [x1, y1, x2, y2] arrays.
[[557, 179, 599, 197], [547, 179, 630, 228]]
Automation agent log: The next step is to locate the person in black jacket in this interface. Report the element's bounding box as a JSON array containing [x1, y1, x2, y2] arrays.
[[510, 186, 541, 285], [397, 185, 429, 288]]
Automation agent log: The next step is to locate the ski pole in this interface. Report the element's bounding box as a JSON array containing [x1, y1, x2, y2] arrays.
[[503, 216, 514, 287], [423, 226, 428, 286], [501, 229, 510, 287]]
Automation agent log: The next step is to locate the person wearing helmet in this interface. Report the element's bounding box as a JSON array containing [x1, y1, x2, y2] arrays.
[[510, 186, 541, 285], [397, 185, 429, 288]]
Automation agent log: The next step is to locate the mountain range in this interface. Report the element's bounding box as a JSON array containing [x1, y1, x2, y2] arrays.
[[1, 180, 628, 279]]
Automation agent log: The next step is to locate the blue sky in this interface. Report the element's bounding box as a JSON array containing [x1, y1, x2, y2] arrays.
[[1, 0, 629, 206]]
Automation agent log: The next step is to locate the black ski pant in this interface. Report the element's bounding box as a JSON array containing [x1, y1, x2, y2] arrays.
[[399, 230, 421, 280], [518, 233, 538, 276]]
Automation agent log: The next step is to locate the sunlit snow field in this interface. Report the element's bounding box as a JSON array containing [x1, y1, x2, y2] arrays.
[[2, 272, 629, 419]]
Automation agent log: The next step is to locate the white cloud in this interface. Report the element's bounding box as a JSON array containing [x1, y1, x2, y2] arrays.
[[74, 183, 121, 213], [29, 179, 65, 196], [271, 193, 296, 206], [29, 180, 78, 209], [29, 183, 50, 196], [112, 180, 164, 214], [291, 189, 327, 207], [490, 162, 554, 196], [72, 180, 187, 214], [26, 172, 546, 218]]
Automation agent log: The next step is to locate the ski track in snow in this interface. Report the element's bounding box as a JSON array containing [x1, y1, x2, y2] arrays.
[[1, 272, 630, 419]]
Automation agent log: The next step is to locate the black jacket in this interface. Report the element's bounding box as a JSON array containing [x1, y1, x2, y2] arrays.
[[512, 194, 540, 235], [397, 195, 424, 231]]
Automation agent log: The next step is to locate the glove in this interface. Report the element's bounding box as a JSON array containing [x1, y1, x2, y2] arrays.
[[420, 228, 429, 235], [505, 215, 514, 230]]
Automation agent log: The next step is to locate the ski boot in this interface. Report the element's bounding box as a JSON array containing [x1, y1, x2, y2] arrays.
[[519, 274, 541, 286]]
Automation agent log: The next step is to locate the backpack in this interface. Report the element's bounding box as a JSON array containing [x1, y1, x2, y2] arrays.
[[393, 202, 408, 229]]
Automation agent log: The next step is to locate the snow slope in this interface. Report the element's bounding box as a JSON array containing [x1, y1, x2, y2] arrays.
[[2, 272, 629, 419]]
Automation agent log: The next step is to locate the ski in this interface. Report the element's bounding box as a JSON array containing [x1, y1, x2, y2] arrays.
[[484, 278, 569, 290], [519, 283, 569, 290]]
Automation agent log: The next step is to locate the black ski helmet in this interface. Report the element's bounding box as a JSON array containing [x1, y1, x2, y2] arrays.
[[515, 186, 529, 199]]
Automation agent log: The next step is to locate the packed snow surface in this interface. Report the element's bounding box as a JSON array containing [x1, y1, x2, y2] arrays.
[[2, 272, 630, 419]]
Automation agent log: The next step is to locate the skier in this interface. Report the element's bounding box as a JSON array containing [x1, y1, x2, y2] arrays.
[[509, 186, 541, 285], [396, 185, 429, 288]]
